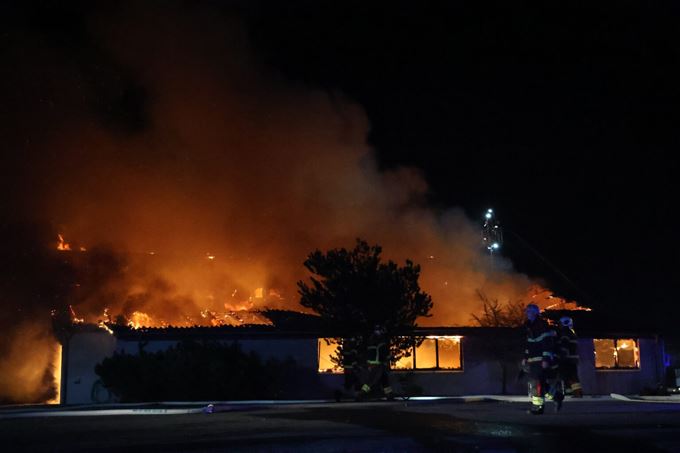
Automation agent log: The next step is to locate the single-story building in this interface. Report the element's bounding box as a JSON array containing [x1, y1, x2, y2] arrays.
[[57, 312, 668, 404]]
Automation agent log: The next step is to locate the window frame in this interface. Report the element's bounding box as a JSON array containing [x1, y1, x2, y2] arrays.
[[392, 335, 463, 372], [594, 338, 640, 371], [317, 338, 343, 374], [316, 335, 464, 374]]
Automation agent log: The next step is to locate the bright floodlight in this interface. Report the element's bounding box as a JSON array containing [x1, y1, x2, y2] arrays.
[[482, 207, 503, 255]]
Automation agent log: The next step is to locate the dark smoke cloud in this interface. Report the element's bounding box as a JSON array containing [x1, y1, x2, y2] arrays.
[[0, 1, 538, 402]]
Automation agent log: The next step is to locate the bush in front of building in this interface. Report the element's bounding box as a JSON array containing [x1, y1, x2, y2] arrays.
[[95, 341, 299, 402]]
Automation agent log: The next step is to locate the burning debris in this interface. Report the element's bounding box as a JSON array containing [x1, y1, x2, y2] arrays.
[[56, 234, 87, 253], [63, 292, 275, 331], [127, 311, 154, 329], [56, 234, 71, 251], [527, 285, 592, 312]]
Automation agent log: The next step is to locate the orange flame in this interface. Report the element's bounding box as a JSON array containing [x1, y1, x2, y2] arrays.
[[56, 234, 71, 251], [528, 285, 592, 311], [98, 321, 114, 335], [127, 311, 154, 329], [69, 305, 84, 324]]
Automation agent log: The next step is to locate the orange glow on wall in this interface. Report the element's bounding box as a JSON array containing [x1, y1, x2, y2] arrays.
[[46, 343, 62, 405]]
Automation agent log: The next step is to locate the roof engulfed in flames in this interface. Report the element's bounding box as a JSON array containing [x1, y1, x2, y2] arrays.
[[528, 285, 592, 312], [54, 233, 589, 332]]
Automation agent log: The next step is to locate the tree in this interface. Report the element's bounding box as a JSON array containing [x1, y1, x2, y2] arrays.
[[471, 290, 526, 394], [471, 290, 525, 328], [298, 239, 433, 367]]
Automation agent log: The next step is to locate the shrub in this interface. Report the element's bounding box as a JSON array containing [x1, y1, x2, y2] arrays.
[[95, 341, 298, 402]]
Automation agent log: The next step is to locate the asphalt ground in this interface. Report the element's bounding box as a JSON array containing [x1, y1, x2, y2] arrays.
[[2, 397, 680, 452]]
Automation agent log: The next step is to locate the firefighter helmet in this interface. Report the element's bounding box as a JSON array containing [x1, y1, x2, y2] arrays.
[[559, 316, 573, 328], [525, 304, 540, 314], [525, 304, 540, 321]]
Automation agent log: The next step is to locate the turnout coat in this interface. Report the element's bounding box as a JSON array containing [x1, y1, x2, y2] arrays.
[[524, 317, 558, 378]]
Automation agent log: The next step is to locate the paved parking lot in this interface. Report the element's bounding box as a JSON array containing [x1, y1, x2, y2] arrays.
[[2, 396, 680, 452]]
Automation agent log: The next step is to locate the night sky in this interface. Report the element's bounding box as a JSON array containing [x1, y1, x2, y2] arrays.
[[247, 0, 680, 330], [2, 0, 679, 333]]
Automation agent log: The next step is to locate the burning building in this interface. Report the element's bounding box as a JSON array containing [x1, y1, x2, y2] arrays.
[[0, 2, 665, 405], [58, 309, 667, 404]]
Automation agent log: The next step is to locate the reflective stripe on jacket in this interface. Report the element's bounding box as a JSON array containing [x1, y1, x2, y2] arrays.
[[558, 327, 579, 363], [524, 317, 557, 368], [367, 342, 389, 365]]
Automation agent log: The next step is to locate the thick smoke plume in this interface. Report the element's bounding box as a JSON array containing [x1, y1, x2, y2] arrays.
[[1, 2, 540, 402]]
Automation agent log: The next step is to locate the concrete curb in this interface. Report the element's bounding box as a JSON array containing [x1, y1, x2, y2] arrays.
[[0, 395, 623, 419], [611, 393, 680, 403]]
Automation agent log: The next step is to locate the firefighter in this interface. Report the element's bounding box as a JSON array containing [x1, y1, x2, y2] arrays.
[[522, 304, 560, 414], [557, 316, 583, 397], [341, 336, 360, 396], [358, 325, 394, 400]]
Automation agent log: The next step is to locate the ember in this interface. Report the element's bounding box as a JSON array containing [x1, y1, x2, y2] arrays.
[[56, 234, 71, 251], [69, 305, 84, 324]]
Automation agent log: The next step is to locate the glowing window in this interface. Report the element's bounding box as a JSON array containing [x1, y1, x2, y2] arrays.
[[393, 351, 414, 370], [317, 338, 342, 373], [437, 337, 462, 369], [415, 338, 438, 368], [594, 338, 639, 369], [614, 339, 640, 368], [317, 336, 463, 373], [394, 336, 463, 371]]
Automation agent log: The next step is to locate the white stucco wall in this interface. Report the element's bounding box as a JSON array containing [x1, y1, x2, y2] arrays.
[[579, 338, 665, 395], [63, 331, 117, 405]]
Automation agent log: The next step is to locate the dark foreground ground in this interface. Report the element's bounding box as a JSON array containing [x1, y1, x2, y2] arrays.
[[2, 396, 680, 452]]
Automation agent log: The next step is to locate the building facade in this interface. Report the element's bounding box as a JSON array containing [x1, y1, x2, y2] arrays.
[[58, 324, 667, 404]]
